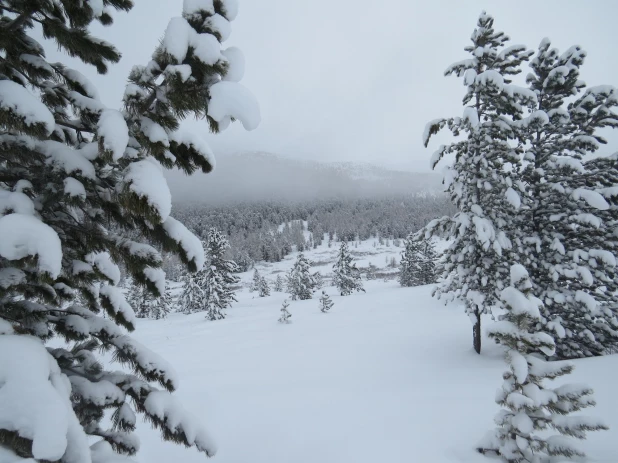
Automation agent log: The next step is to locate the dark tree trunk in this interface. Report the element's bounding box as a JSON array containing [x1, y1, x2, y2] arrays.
[[473, 310, 481, 354]]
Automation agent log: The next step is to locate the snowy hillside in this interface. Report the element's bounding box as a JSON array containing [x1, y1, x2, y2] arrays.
[[129, 239, 618, 463], [165, 152, 443, 204]]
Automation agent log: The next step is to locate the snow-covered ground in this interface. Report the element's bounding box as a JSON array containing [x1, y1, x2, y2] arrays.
[[131, 238, 618, 463]]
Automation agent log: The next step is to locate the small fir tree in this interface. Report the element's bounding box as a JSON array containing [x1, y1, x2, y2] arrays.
[[178, 267, 208, 314], [287, 253, 315, 300], [312, 271, 324, 290], [257, 274, 270, 297], [319, 291, 333, 313], [333, 242, 364, 296], [274, 274, 285, 292], [127, 281, 172, 320], [478, 265, 607, 462], [251, 269, 261, 292], [279, 299, 292, 324], [204, 229, 240, 320]]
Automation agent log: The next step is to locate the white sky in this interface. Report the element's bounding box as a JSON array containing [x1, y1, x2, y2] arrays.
[[47, 0, 618, 172]]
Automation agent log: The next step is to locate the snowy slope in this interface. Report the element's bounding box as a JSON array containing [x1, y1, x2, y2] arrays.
[[129, 239, 618, 463]]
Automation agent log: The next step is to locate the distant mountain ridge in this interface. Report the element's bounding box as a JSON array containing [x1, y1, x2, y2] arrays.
[[166, 151, 444, 204]]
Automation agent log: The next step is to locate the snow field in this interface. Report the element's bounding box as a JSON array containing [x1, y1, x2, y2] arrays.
[[128, 239, 618, 463]]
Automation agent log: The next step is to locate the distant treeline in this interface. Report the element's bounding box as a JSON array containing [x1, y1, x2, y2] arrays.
[[172, 194, 455, 272]]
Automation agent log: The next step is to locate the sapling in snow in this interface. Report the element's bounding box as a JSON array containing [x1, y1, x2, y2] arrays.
[[478, 265, 607, 462], [319, 291, 333, 313], [279, 299, 292, 324]]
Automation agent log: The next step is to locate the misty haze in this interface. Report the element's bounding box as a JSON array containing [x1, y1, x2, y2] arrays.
[[1, 2, 617, 463]]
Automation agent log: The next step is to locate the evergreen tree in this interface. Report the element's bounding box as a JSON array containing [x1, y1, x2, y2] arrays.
[[312, 271, 324, 290], [178, 266, 207, 314], [399, 237, 424, 287], [421, 12, 535, 353], [257, 274, 270, 297], [319, 291, 333, 313], [366, 263, 378, 280], [420, 240, 438, 284], [127, 281, 172, 320], [250, 269, 261, 292], [274, 274, 285, 292], [0, 0, 257, 460], [278, 299, 292, 323], [204, 228, 240, 320], [287, 253, 315, 300], [333, 241, 364, 296], [478, 265, 607, 461], [519, 39, 618, 359]]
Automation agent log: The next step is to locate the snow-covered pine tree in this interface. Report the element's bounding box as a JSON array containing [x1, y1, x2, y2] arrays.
[[287, 253, 315, 300], [420, 240, 438, 285], [478, 265, 607, 462], [178, 266, 208, 314], [421, 12, 536, 353], [278, 299, 292, 323], [319, 291, 333, 313], [257, 274, 270, 297], [519, 39, 618, 359], [0, 0, 258, 460], [274, 274, 285, 292], [332, 241, 364, 296], [204, 228, 240, 320], [312, 271, 324, 290], [127, 281, 172, 320], [399, 236, 424, 287], [366, 263, 378, 280], [251, 269, 261, 292]]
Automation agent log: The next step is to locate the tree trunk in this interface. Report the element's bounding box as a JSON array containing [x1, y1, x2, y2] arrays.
[[473, 310, 481, 354]]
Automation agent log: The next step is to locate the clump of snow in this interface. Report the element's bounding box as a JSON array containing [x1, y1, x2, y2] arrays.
[[144, 266, 166, 296], [206, 14, 231, 42], [86, 252, 121, 285], [40, 140, 96, 179], [162, 217, 205, 270], [505, 187, 521, 209], [97, 109, 128, 161], [219, 0, 239, 20], [572, 188, 610, 211], [64, 177, 86, 199], [0, 190, 35, 216], [0, 213, 62, 278], [462, 107, 479, 127], [164, 64, 193, 83], [160, 17, 223, 66], [169, 130, 216, 168], [143, 391, 217, 456], [222, 47, 245, 82], [0, 80, 55, 135], [0, 335, 90, 462], [140, 117, 170, 147], [62, 68, 100, 100], [100, 284, 136, 325], [208, 81, 260, 131], [123, 160, 172, 221]]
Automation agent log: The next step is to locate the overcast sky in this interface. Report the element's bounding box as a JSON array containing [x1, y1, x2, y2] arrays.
[[50, 0, 618, 172]]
